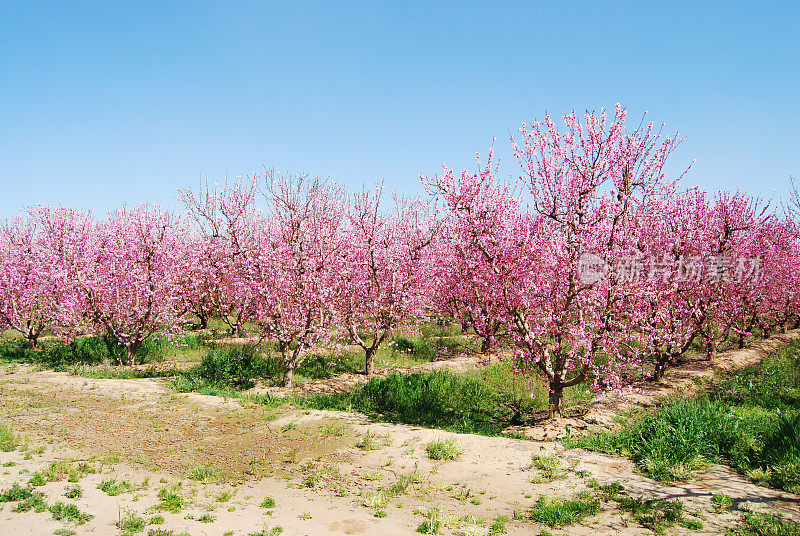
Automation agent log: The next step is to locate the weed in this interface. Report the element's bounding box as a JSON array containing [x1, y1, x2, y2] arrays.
[[198, 513, 216, 523], [426, 438, 463, 460], [0, 420, 21, 452], [0, 483, 32, 502], [356, 430, 389, 451], [528, 493, 600, 527], [727, 510, 800, 536], [375, 510, 388, 518], [247, 528, 284, 536], [261, 496, 276, 508], [216, 490, 235, 502], [529, 452, 568, 482], [154, 484, 183, 513], [14, 491, 47, 512], [489, 515, 508, 534], [362, 469, 382, 481], [64, 484, 83, 499], [49, 501, 92, 524], [149, 515, 165, 524], [99, 478, 134, 496], [712, 492, 734, 512], [117, 509, 146, 533], [617, 496, 683, 533], [185, 465, 226, 483]]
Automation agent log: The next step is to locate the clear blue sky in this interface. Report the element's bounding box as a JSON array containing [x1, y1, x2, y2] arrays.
[[1, 1, 798, 218]]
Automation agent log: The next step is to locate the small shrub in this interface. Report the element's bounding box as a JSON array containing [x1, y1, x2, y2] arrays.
[[261, 496, 276, 508]]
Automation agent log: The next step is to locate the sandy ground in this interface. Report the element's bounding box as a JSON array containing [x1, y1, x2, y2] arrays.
[[1, 333, 799, 535]]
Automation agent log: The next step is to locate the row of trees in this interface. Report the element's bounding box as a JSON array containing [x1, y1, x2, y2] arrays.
[[2, 104, 798, 413]]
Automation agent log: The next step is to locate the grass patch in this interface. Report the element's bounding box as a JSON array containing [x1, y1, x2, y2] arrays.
[[64, 484, 83, 499], [0, 420, 22, 451], [573, 341, 800, 491], [528, 492, 600, 527], [117, 509, 147, 533], [185, 465, 226, 483], [425, 438, 463, 460], [727, 510, 800, 536], [0, 483, 32, 502], [154, 484, 184, 513], [99, 478, 134, 496], [49, 501, 92, 524]]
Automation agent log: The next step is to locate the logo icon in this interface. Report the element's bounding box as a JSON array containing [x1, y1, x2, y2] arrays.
[[577, 253, 608, 284]]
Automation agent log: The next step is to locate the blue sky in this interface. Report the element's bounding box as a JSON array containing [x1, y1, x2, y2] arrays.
[[1, 1, 798, 218]]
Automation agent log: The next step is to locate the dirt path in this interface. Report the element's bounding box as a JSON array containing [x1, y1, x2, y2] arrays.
[[1, 332, 799, 535]]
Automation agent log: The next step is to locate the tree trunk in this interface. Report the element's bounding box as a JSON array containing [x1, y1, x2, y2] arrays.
[[653, 355, 668, 381], [282, 365, 294, 388], [547, 383, 563, 419], [365, 347, 376, 377], [198, 314, 208, 330], [738, 332, 746, 349], [480, 337, 491, 354], [26, 334, 39, 350], [704, 333, 717, 361], [126, 344, 137, 367]]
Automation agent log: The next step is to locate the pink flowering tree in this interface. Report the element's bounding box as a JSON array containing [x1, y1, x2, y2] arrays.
[[335, 184, 435, 375], [79, 205, 186, 365], [430, 105, 689, 416], [0, 215, 61, 347], [425, 149, 515, 355], [180, 177, 260, 336], [252, 172, 347, 387], [0, 207, 92, 347]]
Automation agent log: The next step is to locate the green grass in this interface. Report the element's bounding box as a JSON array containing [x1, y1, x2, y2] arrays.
[[262, 366, 590, 436], [425, 438, 463, 460], [98, 478, 134, 496], [0, 333, 204, 371], [0, 420, 22, 451], [64, 484, 83, 499], [0, 483, 32, 502], [154, 484, 184, 513], [727, 510, 800, 536], [185, 465, 226, 483], [572, 341, 800, 491], [49, 501, 92, 524], [117, 510, 146, 534], [528, 492, 600, 527]]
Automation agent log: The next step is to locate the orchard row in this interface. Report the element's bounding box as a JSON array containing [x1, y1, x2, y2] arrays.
[[2, 105, 798, 413]]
